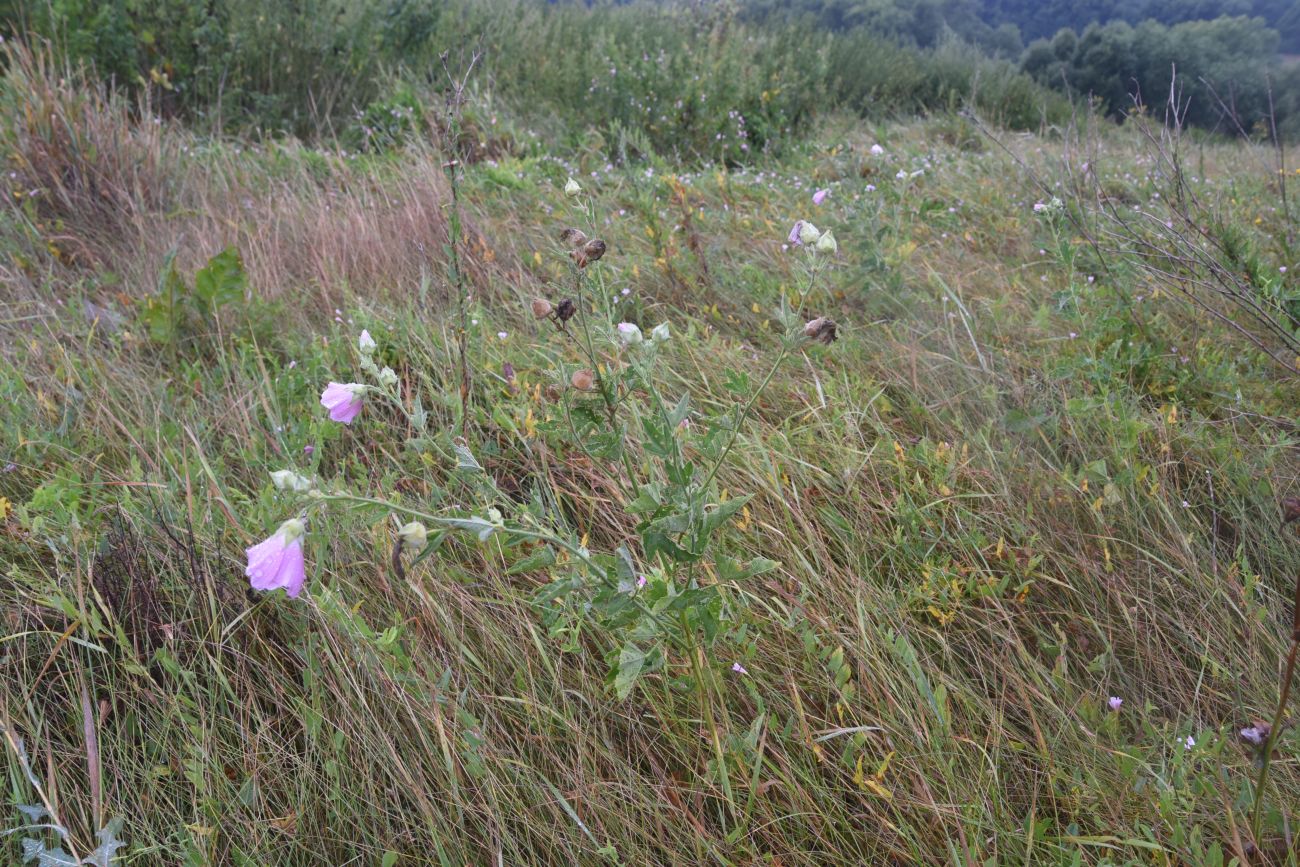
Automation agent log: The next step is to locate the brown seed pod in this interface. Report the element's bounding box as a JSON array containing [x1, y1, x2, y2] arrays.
[[544, 384, 564, 402], [570, 369, 595, 390], [571, 238, 607, 269], [803, 317, 839, 344], [531, 298, 553, 319], [559, 227, 588, 248], [556, 298, 577, 322], [1283, 496, 1300, 531]]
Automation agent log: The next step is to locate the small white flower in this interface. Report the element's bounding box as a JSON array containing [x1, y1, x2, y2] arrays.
[[270, 470, 314, 492], [1183, 735, 1195, 750], [397, 521, 428, 553], [870, 144, 885, 155]]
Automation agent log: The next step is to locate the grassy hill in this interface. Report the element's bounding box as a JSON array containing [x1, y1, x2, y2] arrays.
[[4, 41, 1300, 865]]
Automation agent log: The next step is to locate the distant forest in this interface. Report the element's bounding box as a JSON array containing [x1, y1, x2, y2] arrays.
[[747, 0, 1300, 54]]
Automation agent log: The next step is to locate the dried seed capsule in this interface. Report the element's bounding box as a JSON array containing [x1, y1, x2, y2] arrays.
[[556, 298, 577, 322], [571, 238, 606, 268], [544, 384, 563, 402], [803, 317, 838, 344], [531, 298, 553, 319], [559, 227, 588, 248], [570, 369, 595, 390]]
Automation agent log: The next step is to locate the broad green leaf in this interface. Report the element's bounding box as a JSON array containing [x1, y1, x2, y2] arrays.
[[614, 642, 646, 700], [192, 246, 247, 309]]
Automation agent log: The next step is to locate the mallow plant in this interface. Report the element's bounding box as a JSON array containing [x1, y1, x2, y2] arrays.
[[244, 178, 841, 712]]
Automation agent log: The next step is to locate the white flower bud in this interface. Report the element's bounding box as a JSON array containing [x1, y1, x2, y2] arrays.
[[378, 366, 399, 388], [815, 230, 838, 254], [397, 521, 427, 553], [564, 177, 582, 197], [797, 221, 821, 246], [650, 322, 671, 343], [616, 322, 643, 346], [358, 330, 377, 356], [270, 470, 314, 492]]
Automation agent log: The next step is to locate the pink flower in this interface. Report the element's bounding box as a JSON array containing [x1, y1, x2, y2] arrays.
[[1107, 696, 1122, 711], [731, 662, 748, 675], [788, 220, 805, 246], [636, 575, 647, 588], [812, 188, 829, 205], [320, 382, 365, 424], [245, 518, 307, 597]]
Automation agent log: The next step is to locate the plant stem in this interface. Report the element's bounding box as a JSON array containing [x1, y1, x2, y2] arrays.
[[1250, 566, 1300, 847]]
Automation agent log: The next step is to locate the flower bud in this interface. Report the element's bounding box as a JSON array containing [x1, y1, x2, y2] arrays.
[[378, 366, 399, 388], [564, 177, 582, 197], [797, 221, 821, 246], [531, 298, 553, 319], [616, 322, 643, 346], [815, 230, 838, 254], [358, 329, 377, 356], [571, 369, 595, 390], [270, 470, 314, 492], [650, 322, 671, 344], [397, 521, 428, 553], [803, 317, 838, 344]]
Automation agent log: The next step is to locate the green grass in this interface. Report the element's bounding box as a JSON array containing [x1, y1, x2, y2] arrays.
[[4, 87, 1300, 865]]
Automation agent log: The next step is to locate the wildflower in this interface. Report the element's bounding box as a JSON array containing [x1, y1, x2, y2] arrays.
[[531, 298, 553, 319], [813, 188, 829, 205], [650, 322, 671, 343], [269, 470, 313, 492], [358, 330, 377, 356], [397, 521, 428, 553], [571, 238, 607, 268], [1107, 696, 1123, 711], [636, 575, 647, 588], [320, 382, 365, 424], [1240, 725, 1270, 746], [1183, 735, 1196, 750], [497, 331, 508, 341], [815, 230, 838, 254], [731, 662, 748, 675], [896, 170, 907, 180], [245, 518, 308, 598], [804, 317, 838, 344], [303, 445, 315, 456], [865, 184, 876, 192], [788, 220, 806, 246], [616, 322, 643, 346], [378, 367, 399, 388], [564, 177, 582, 196], [571, 369, 595, 390], [870, 143, 885, 155]]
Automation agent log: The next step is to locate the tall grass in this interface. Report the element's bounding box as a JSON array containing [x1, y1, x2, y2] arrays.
[[3, 47, 1300, 865]]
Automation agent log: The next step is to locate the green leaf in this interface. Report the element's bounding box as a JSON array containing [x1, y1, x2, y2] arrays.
[[453, 442, 482, 472], [702, 494, 753, 535], [614, 642, 646, 700], [506, 545, 556, 575], [442, 516, 497, 541], [382, 853, 399, 867], [192, 246, 246, 310]]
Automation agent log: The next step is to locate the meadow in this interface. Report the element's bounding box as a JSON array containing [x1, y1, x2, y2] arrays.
[[4, 22, 1300, 866]]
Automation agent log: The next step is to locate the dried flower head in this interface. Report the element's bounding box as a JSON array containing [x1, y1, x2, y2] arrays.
[[803, 317, 838, 344], [531, 298, 554, 319], [570, 369, 595, 390], [559, 227, 588, 248], [555, 298, 577, 323], [1282, 496, 1300, 530], [544, 383, 564, 402], [571, 238, 607, 268]]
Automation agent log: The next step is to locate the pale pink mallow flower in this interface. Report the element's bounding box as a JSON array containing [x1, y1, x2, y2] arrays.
[[731, 662, 748, 675], [320, 382, 365, 424], [1107, 696, 1122, 711], [813, 188, 829, 205], [246, 518, 307, 597]]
